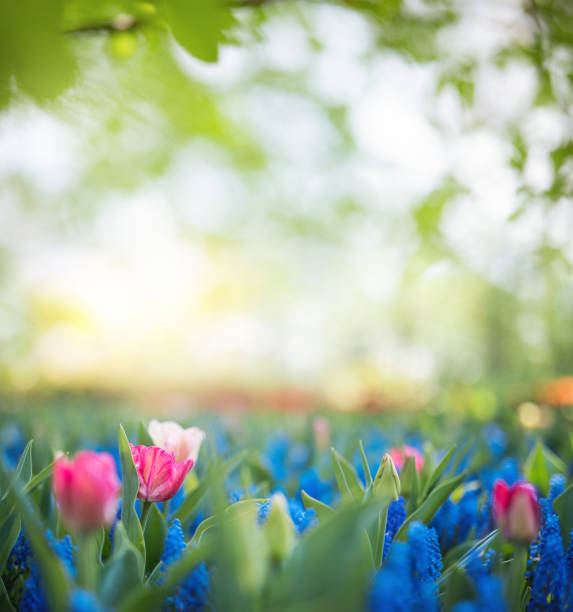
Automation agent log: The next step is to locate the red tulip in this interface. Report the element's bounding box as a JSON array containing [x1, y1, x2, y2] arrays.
[[388, 445, 424, 473], [129, 444, 193, 502], [492, 480, 540, 544], [53, 451, 121, 531]]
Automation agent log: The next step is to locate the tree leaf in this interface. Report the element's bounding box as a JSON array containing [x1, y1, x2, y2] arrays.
[[163, 0, 233, 63]]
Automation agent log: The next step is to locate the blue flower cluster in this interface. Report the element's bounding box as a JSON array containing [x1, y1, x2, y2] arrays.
[[369, 522, 442, 612], [160, 519, 210, 611]]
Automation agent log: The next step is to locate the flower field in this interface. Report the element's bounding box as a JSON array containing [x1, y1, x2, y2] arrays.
[[1, 400, 573, 612]]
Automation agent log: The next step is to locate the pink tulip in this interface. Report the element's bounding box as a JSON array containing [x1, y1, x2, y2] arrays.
[[148, 420, 205, 464], [492, 480, 540, 544], [53, 451, 121, 531], [129, 444, 193, 502], [312, 417, 331, 451], [388, 446, 424, 473]]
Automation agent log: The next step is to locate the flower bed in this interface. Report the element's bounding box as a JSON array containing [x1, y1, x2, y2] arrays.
[[1, 408, 573, 611]]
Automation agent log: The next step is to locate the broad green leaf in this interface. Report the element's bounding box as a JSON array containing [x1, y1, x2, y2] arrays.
[[331, 448, 363, 501], [144, 504, 167, 575], [23, 460, 54, 494], [358, 440, 373, 488], [331, 447, 351, 499], [524, 441, 565, 496], [0, 461, 69, 611], [138, 421, 154, 446], [163, 0, 233, 63], [438, 530, 499, 586], [175, 450, 247, 528], [0, 576, 16, 612], [190, 499, 265, 545], [421, 445, 456, 500], [100, 521, 145, 609], [118, 424, 146, 559], [400, 455, 420, 513], [267, 500, 379, 611], [395, 472, 466, 541], [442, 567, 478, 611], [119, 542, 209, 612], [554, 482, 573, 549], [301, 490, 334, 520], [0, 515, 20, 572], [14, 440, 33, 486], [264, 495, 296, 562]]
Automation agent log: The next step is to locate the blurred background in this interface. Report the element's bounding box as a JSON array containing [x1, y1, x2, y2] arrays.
[[1, 0, 572, 415]]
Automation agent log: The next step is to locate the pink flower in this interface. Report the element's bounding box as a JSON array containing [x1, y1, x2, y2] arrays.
[[129, 444, 193, 502], [148, 420, 205, 464], [312, 417, 331, 451], [492, 480, 540, 544], [53, 451, 121, 531], [388, 446, 424, 473]]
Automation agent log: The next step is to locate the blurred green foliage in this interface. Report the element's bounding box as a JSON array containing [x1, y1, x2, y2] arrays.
[[1, 0, 573, 398]]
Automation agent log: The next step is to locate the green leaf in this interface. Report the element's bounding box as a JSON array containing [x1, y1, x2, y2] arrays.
[[267, 500, 379, 611], [442, 567, 478, 611], [0, 576, 16, 612], [138, 422, 155, 446], [330, 447, 351, 499], [175, 450, 247, 528], [100, 521, 145, 609], [554, 482, 573, 550], [0, 515, 20, 572], [264, 494, 296, 562], [163, 0, 233, 63], [400, 456, 420, 513], [331, 448, 363, 501], [190, 499, 266, 545], [358, 440, 373, 488], [301, 490, 334, 520], [14, 440, 33, 486], [118, 424, 146, 559], [144, 504, 167, 575], [0, 461, 69, 611], [438, 530, 499, 586], [24, 460, 54, 494], [119, 542, 210, 612], [421, 445, 456, 500], [395, 472, 466, 541], [524, 441, 565, 496]]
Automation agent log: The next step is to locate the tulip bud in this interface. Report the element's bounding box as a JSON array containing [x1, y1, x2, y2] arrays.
[[373, 453, 400, 501], [53, 451, 121, 531], [388, 446, 424, 474], [264, 493, 296, 562], [148, 420, 205, 464], [130, 444, 193, 502], [492, 480, 540, 544]]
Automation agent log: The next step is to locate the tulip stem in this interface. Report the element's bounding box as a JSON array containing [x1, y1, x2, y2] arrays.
[[163, 499, 170, 519], [140, 501, 152, 530], [77, 530, 100, 592], [508, 544, 527, 612]]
